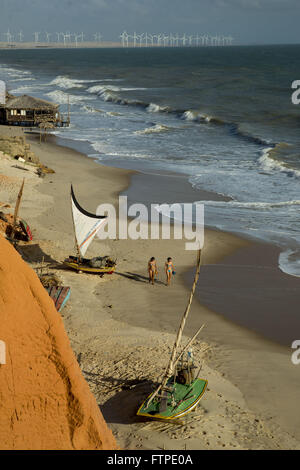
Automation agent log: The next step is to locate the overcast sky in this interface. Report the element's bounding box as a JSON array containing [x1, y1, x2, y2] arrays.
[[0, 0, 299, 45]]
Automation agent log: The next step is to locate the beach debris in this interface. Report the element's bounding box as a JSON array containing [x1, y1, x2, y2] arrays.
[[15, 156, 26, 163], [0, 134, 40, 165], [36, 164, 55, 178], [0, 212, 8, 223], [35, 259, 71, 312], [0, 202, 10, 209], [1, 180, 33, 242], [11, 164, 29, 172]]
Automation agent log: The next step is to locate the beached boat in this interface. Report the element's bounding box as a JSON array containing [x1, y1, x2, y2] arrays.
[[46, 285, 71, 312], [137, 250, 207, 420], [63, 185, 116, 275], [37, 267, 71, 312]]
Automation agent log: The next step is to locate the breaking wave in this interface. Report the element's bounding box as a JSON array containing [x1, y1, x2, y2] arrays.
[[49, 75, 102, 89], [85, 84, 275, 148], [0, 65, 33, 79], [259, 146, 300, 178], [194, 199, 300, 210], [46, 90, 93, 105], [135, 124, 174, 135], [87, 84, 147, 94], [146, 103, 172, 113]]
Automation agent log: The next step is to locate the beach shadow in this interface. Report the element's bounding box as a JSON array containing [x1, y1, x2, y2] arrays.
[[101, 381, 154, 425], [116, 271, 165, 286], [83, 370, 149, 388], [16, 244, 56, 265], [82, 370, 153, 424]]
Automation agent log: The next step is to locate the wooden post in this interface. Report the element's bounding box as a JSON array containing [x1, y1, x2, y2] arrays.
[[11, 178, 25, 241], [67, 95, 70, 125]]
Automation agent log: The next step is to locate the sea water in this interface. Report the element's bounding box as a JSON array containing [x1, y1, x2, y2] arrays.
[[0, 46, 299, 275]]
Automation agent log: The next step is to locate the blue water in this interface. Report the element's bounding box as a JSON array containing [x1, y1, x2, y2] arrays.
[[0, 46, 300, 275]]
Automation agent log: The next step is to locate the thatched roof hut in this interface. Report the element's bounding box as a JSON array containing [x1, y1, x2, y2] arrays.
[[5, 95, 58, 111], [0, 94, 64, 127]]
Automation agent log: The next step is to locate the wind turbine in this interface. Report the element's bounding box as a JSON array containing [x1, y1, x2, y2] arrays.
[[163, 34, 169, 47], [18, 30, 24, 42], [148, 33, 154, 47], [45, 32, 51, 43], [132, 31, 138, 47], [156, 34, 162, 46], [94, 32, 102, 42], [34, 32, 40, 43], [138, 33, 145, 47], [120, 31, 126, 47], [181, 33, 188, 46], [4, 30, 12, 43], [66, 31, 72, 43], [227, 35, 234, 45]]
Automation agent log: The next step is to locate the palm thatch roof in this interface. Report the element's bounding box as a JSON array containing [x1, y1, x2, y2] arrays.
[[4, 94, 59, 110]]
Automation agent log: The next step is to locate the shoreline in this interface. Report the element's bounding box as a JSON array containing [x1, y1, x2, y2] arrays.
[[1, 125, 300, 449], [60, 136, 299, 346]]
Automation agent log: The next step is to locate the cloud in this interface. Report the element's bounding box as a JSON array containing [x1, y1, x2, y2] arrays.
[[0, 0, 299, 44], [212, 0, 300, 9]]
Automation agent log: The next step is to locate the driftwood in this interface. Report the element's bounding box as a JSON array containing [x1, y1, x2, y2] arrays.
[[10, 178, 24, 241]]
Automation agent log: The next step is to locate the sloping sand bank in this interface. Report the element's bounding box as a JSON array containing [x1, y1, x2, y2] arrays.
[[0, 234, 117, 450]]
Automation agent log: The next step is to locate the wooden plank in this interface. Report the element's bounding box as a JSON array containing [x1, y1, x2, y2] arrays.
[[55, 287, 70, 312]]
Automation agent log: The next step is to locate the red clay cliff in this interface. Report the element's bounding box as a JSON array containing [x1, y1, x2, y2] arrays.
[[0, 234, 117, 450]]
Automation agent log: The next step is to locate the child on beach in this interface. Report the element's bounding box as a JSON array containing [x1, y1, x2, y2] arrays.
[[148, 257, 158, 285], [165, 257, 175, 286]]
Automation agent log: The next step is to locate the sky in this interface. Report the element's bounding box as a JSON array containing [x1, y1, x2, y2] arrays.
[[0, 0, 300, 45]]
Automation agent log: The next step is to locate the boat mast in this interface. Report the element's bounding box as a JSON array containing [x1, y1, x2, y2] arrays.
[[70, 186, 82, 262], [147, 249, 202, 406]]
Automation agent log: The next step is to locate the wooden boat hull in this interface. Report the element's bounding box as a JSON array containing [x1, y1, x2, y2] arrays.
[[137, 378, 208, 420], [19, 219, 33, 241], [46, 286, 70, 312], [64, 257, 115, 275]]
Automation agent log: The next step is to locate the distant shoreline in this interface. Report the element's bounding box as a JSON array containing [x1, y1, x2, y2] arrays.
[[0, 42, 124, 49], [0, 42, 299, 50]]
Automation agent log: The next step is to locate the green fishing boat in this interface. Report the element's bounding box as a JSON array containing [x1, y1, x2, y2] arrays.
[[137, 250, 208, 421], [137, 377, 207, 420]]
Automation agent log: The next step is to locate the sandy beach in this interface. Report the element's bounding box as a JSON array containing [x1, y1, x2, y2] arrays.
[[1, 125, 300, 450]]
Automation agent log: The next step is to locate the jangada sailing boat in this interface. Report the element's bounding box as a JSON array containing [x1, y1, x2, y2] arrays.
[[63, 185, 116, 275], [137, 250, 207, 420]]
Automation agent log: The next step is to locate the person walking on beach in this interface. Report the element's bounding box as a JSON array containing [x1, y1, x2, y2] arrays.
[[165, 257, 175, 286], [148, 257, 158, 285]]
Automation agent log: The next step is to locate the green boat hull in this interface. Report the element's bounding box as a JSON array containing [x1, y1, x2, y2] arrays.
[[137, 377, 208, 420]]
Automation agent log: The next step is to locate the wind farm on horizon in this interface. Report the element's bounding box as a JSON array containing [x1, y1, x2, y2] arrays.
[[0, 29, 234, 48]]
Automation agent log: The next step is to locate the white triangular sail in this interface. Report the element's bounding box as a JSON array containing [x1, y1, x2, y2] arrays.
[[71, 185, 107, 258]]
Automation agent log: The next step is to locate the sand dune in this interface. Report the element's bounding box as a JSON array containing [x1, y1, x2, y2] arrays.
[[0, 233, 117, 450]]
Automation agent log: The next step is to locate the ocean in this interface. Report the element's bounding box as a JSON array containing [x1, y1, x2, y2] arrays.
[[0, 45, 300, 276]]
